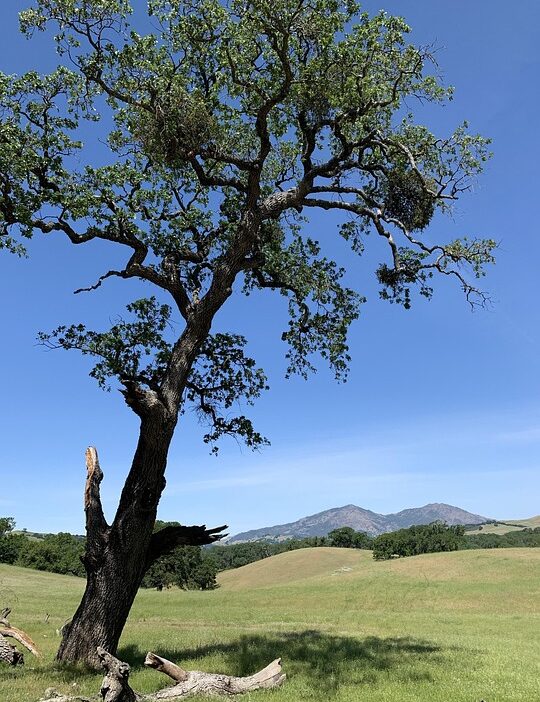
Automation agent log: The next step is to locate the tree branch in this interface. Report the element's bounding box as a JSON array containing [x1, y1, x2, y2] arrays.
[[146, 524, 227, 567], [81, 447, 109, 573]]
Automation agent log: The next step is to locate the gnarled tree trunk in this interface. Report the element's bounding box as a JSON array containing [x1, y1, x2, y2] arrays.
[[56, 434, 225, 668]]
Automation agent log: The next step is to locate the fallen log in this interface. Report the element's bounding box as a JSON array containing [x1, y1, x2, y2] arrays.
[[38, 647, 286, 701], [0, 607, 40, 665], [144, 652, 286, 697]]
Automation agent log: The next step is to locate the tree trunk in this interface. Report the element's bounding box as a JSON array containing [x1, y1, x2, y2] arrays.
[[57, 415, 175, 668], [56, 419, 226, 668]]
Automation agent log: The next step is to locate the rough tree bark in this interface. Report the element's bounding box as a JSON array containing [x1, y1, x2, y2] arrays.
[[38, 648, 285, 701], [0, 608, 40, 666], [56, 445, 226, 668]]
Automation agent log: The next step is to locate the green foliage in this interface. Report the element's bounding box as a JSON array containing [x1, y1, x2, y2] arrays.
[[142, 546, 218, 590], [38, 298, 174, 391], [382, 167, 435, 232], [0, 0, 495, 455], [464, 528, 540, 550], [0, 520, 86, 575], [0, 517, 15, 538], [142, 521, 218, 590], [15, 532, 86, 576], [372, 522, 466, 560], [327, 527, 373, 549]]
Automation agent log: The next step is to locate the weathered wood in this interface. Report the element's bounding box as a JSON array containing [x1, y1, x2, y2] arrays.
[[37, 648, 286, 701], [153, 665, 285, 698], [0, 608, 40, 664], [98, 647, 138, 702], [0, 632, 24, 666], [0, 625, 41, 657], [144, 653, 188, 682], [38, 690, 92, 702], [146, 653, 285, 698]]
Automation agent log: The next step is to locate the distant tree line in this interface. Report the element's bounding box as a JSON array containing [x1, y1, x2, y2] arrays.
[[462, 528, 540, 550], [0, 517, 86, 576], [372, 522, 466, 560], [0, 518, 219, 589], [2, 517, 539, 584]]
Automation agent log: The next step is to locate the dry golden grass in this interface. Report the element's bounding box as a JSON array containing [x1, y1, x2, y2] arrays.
[[217, 547, 368, 590]]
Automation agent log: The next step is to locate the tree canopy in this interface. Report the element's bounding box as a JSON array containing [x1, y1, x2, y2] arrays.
[[1, 0, 494, 441]]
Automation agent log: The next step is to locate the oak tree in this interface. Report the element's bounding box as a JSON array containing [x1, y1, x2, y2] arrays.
[[0, 0, 494, 666]]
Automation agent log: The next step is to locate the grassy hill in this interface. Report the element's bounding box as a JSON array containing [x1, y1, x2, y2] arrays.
[[1, 548, 539, 701], [468, 515, 540, 535]]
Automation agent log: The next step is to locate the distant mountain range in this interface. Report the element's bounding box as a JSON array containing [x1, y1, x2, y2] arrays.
[[227, 503, 488, 543]]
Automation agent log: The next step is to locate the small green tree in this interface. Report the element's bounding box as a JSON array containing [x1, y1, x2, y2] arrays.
[[0, 518, 15, 538], [328, 527, 373, 549], [0, 0, 494, 666], [0, 517, 26, 565]]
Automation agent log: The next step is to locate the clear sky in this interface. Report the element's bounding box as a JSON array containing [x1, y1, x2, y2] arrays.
[[0, 1, 539, 536]]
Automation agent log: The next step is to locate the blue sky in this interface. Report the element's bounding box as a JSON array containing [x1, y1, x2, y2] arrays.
[[0, 1, 539, 535]]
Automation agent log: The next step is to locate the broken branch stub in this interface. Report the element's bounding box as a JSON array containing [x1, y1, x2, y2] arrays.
[[144, 653, 188, 682], [98, 647, 137, 702]]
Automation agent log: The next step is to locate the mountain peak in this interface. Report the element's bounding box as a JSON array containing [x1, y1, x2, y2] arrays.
[[228, 503, 488, 543]]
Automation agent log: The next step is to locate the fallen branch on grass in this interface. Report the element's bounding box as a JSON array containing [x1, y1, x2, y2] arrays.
[[38, 647, 286, 701], [0, 607, 40, 666]]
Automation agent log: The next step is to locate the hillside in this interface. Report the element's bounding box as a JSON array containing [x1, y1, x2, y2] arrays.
[[217, 546, 540, 591], [468, 515, 540, 535], [228, 502, 488, 542], [217, 547, 369, 589]]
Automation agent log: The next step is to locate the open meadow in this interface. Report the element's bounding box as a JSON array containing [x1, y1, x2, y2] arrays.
[[1, 547, 539, 702]]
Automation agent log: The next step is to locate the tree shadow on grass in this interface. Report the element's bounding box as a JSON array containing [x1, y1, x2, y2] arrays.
[[119, 630, 442, 696]]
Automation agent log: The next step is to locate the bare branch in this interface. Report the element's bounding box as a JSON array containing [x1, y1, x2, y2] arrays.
[[146, 524, 227, 566]]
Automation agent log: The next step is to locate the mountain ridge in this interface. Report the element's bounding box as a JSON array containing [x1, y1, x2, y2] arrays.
[[227, 502, 488, 543]]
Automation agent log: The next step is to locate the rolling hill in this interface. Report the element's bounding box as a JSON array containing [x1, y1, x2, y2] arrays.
[[228, 502, 488, 542]]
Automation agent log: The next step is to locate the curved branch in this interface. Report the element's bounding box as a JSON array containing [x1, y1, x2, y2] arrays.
[[0, 609, 40, 658], [0, 627, 40, 658]]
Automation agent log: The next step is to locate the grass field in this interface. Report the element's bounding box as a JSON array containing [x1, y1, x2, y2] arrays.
[[1, 547, 539, 702], [468, 515, 540, 535]]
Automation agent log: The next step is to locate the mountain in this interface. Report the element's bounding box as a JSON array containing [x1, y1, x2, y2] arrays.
[[227, 503, 488, 543]]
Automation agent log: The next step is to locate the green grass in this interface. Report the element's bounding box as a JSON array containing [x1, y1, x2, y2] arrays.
[[1, 548, 539, 701], [468, 515, 540, 535]]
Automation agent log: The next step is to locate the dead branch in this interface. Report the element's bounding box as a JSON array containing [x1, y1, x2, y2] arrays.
[[0, 625, 41, 657], [37, 648, 285, 701], [144, 653, 188, 682], [0, 608, 40, 664]]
